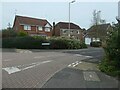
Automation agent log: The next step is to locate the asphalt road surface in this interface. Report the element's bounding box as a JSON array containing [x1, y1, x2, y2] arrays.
[[2, 48, 104, 88]]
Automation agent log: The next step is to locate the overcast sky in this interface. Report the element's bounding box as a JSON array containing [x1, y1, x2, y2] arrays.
[[1, 2, 118, 29]]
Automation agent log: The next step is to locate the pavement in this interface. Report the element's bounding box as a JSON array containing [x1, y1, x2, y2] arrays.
[[42, 60, 120, 89]]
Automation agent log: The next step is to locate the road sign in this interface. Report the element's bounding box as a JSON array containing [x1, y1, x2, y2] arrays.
[[42, 43, 50, 45]]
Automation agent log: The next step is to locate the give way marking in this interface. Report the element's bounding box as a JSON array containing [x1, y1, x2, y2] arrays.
[[2, 60, 52, 74]]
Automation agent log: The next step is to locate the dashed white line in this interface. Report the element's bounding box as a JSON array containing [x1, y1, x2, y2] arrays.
[[79, 61, 82, 64], [68, 64, 72, 67], [68, 61, 82, 67]]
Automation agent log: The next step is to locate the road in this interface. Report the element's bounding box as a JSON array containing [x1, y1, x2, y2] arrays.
[[2, 48, 104, 88]]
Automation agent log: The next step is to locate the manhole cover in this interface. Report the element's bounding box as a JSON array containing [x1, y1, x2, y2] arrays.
[[83, 71, 100, 81]]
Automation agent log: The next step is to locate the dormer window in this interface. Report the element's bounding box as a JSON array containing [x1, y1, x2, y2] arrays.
[[24, 25, 31, 30]]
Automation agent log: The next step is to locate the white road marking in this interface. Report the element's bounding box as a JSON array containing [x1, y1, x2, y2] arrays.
[[74, 54, 93, 58], [75, 63, 79, 66], [2, 60, 52, 74], [68, 64, 72, 67], [34, 56, 45, 59], [3, 67, 21, 74], [3, 59, 13, 62], [72, 63, 75, 65], [75, 54, 83, 57], [19, 50, 32, 53], [79, 61, 82, 64], [73, 65, 76, 67], [68, 61, 81, 67], [85, 56, 93, 58]]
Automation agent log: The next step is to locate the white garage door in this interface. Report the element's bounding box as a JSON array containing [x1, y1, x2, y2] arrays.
[[85, 38, 91, 45]]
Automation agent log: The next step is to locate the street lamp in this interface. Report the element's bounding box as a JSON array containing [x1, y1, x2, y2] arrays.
[[68, 0, 75, 37]]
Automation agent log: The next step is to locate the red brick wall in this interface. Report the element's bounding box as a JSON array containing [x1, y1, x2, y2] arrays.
[[21, 25, 52, 36], [54, 26, 60, 36], [13, 18, 52, 37]]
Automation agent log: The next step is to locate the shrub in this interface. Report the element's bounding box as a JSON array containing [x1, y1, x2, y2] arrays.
[[2, 36, 47, 49], [49, 38, 87, 49], [99, 58, 120, 77], [2, 36, 87, 49], [99, 23, 120, 77], [49, 38, 69, 49], [2, 29, 17, 38], [17, 31, 28, 37]]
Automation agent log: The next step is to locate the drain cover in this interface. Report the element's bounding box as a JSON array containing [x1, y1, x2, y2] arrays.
[[83, 71, 100, 81]]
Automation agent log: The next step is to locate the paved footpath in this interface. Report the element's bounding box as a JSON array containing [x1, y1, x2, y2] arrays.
[[42, 60, 120, 89]]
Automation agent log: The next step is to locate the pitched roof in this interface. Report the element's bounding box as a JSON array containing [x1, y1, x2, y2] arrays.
[[88, 23, 111, 32], [15, 15, 51, 27], [87, 23, 112, 38], [55, 22, 81, 29]]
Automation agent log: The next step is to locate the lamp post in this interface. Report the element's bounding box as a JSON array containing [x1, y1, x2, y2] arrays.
[[68, 0, 75, 37]]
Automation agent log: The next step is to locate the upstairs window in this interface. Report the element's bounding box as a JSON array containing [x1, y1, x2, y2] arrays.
[[38, 26, 42, 31], [62, 29, 68, 34], [77, 30, 80, 34], [45, 27, 50, 32], [24, 25, 31, 30]]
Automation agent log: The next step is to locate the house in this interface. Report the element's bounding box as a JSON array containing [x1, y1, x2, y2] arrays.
[[13, 15, 52, 37], [53, 22, 84, 40], [85, 23, 113, 45]]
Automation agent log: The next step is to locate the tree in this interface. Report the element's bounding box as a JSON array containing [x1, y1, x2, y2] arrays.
[[99, 21, 120, 77], [2, 28, 17, 38], [91, 10, 106, 26]]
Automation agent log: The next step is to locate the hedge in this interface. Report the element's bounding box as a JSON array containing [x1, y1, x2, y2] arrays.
[[2, 36, 87, 49]]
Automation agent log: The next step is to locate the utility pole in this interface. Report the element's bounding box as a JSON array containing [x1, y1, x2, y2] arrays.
[[68, 0, 75, 37]]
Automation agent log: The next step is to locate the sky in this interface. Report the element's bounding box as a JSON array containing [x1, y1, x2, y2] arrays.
[[1, 1, 119, 30]]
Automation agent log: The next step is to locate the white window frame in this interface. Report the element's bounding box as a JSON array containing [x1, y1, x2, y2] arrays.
[[38, 26, 43, 31], [77, 30, 80, 34], [45, 27, 50, 32], [24, 25, 31, 30], [62, 29, 68, 34]]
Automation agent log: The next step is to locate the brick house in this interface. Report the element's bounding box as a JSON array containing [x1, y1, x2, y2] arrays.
[[13, 15, 52, 37], [85, 23, 113, 45], [53, 22, 84, 41]]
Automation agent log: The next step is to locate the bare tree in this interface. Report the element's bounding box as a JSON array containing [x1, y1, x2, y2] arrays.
[[91, 10, 106, 26]]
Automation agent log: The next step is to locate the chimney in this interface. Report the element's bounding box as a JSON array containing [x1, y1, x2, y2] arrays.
[[53, 22, 55, 36]]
